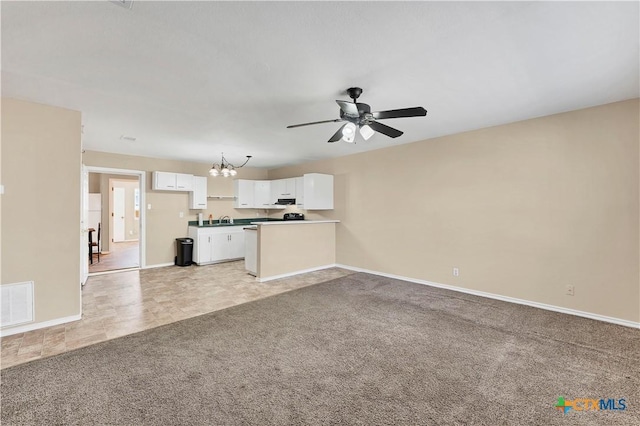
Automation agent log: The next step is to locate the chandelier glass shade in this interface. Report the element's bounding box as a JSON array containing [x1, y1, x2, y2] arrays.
[[209, 153, 252, 177]]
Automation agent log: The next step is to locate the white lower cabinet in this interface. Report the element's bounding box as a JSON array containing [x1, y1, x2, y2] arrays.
[[188, 226, 245, 265]]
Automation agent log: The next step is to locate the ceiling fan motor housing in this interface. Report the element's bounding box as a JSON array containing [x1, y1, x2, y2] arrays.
[[347, 87, 363, 101]]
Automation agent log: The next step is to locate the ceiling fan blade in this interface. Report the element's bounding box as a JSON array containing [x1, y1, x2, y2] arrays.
[[369, 121, 404, 138], [372, 107, 427, 120], [287, 119, 341, 129], [336, 100, 359, 117], [356, 103, 371, 114], [328, 123, 348, 143]]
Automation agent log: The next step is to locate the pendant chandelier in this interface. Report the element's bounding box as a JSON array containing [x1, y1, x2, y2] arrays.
[[209, 153, 252, 177]]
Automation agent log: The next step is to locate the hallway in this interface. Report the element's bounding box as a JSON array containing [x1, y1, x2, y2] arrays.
[[89, 240, 139, 273]]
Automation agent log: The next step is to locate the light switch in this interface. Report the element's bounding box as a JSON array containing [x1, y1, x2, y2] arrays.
[[147, 204, 152, 210]]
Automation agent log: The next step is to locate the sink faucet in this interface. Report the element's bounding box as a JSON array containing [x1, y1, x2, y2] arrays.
[[219, 215, 231, 224]]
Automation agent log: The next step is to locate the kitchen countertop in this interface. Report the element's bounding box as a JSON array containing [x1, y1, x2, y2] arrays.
[[250, 220, 340, 226], [188, 218, 282, 228]]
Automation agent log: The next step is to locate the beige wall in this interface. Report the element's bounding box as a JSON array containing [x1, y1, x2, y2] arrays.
[[82, 151, 268, 266], [269, 99, 640, 323], [258, 223, 336, 279], [1, 98, 82, 324], [88, 173, 100, 193]]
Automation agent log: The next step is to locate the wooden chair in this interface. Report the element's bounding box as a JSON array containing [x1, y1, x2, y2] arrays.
[[91, 223, 101, 263]]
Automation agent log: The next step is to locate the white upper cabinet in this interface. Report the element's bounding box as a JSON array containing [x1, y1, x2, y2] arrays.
[[302, 173, 333, 210], [153, 171, 194, 191], [233, 175, 333, 210], [153, 171, 177, 190], [295, 177, 304, 208], [271, 178, 296, 202], [234, 179, 255, 208], [189, 176, 208, 209], [175, 173, 193, 191], [254, 180, 272, 208]]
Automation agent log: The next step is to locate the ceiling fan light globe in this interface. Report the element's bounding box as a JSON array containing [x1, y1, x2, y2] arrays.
[[359, 124, 374, 140], [342, 122, 356, 136], [342, 134, 356, 143]]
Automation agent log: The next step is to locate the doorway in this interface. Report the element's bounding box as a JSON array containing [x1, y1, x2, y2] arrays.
[[84, 167, 146, 274]]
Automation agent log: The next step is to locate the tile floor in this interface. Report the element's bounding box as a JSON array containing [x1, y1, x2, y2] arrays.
[[89, 240, 140, 273], [1, 261, 354, 369]]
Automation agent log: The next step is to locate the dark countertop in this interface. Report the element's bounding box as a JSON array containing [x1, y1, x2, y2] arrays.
[[188, 218, 283, 228]]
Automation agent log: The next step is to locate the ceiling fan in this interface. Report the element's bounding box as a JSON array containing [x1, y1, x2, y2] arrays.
[[286, 87, 427, 143]]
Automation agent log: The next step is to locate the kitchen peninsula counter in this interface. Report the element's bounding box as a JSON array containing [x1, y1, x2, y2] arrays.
[[251, 220, 339, 226], [251, 220, 339, 282]]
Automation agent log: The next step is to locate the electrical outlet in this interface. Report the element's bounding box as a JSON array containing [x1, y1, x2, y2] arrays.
[[566, 285, 575, 296], [179, 212, 184, 218], [453, 267, 459, 277]]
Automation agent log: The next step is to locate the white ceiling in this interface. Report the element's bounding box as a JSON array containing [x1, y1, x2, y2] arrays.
[[2, 1, 638, 168]]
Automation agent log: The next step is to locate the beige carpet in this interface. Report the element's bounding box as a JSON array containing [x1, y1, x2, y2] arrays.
[[1, 273, 638, 425]]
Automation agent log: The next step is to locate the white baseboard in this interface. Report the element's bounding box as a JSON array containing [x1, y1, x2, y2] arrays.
[[142, 262, 174, 270], [88, 267, 140, 277], [0, 314, 82, 337], [336, 264, 640, 329], [259, 264, 337, 283]]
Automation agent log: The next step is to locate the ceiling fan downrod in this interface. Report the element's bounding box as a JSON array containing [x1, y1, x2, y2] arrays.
[[347, 87, 362, 103]]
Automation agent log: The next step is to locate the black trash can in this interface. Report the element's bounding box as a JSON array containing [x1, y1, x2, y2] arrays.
[[175, 237, 193, 266]]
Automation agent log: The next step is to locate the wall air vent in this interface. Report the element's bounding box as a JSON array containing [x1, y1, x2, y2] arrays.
[[1, 281, 34, 328], [109, 0, 134, 10]]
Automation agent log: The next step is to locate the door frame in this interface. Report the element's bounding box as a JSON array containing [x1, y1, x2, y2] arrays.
[[84, 166, 146, 270], [81, 165, 89, 289]]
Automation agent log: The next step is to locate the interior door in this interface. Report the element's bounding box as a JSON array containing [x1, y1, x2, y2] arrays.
[[81, 165, 89, 285], [113, 187, 126, 242]]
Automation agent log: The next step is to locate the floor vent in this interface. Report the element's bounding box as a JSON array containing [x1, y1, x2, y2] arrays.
[[1, 281, 34, 328]]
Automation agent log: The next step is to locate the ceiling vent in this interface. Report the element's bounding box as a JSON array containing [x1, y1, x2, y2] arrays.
[[109, 0, 133, 10]]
